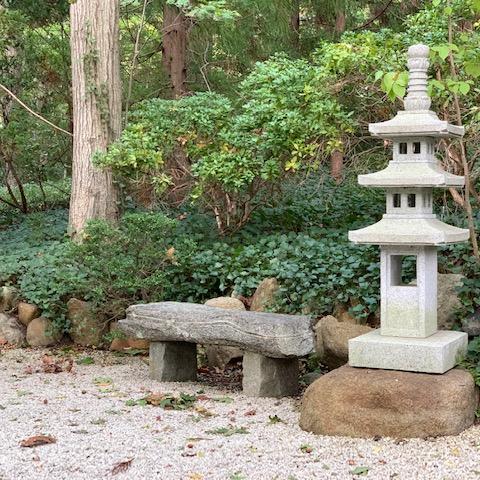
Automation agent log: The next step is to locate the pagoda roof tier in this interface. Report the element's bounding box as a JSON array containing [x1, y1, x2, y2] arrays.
[[348, 217, 469, 246], [358, 161, 465, 187], [369, 111, 464, 139]]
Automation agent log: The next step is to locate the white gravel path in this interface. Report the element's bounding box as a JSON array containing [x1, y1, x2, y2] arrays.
[[0, 348, 479, 480]]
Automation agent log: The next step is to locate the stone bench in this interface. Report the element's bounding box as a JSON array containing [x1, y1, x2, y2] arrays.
[[119, 301, 315, 397]]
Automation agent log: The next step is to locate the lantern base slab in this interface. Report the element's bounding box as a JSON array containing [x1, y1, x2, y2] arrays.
[[348, 329, 467, 374]]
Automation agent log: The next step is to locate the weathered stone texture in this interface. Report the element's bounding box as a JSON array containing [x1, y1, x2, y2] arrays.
[[150, 341, 197, 382], [120, 302, 314, 358], [437, 273, 463, 329], [205, 297, 245, 310], [250, 278, 279, 312], [242, 352, 298, 397], [17, 302, 39, 327], [300, 365, 478, 438], [67, 298, 106, 347], [0, 313, 25, 346], [26, 317, 61, 347], [315, 315, 372, 369]]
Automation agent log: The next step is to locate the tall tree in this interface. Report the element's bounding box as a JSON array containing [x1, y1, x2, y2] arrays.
[[69, 0, 121, 238], [162, 3, 188, 97]]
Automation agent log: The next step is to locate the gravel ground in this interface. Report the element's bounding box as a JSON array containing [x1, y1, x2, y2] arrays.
[[0, 348, 479, 480]]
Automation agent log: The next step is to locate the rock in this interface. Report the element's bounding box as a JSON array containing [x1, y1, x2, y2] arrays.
[[332, 303, 357, 324], [127, 338, 150, 349], [17, 302, 39, 327], [109, 321, 129, 351], [120, 301, 314, 358], [250, 278, 279, 312], [315, 315, 372, 369], [109, 321, 149, 351], [462, 309, 480, 337], [0, 286, 19, 313], [67, 298, 106, 347], [205, 345, 243, 369], [300, 365, 478, 438], [204, 296, 245, 368], [26, 317, 61, 347], [150, 341, 197, 382], [205, 297, 245, 310], [0, 313, 26, 346], [302, 371, 322, 385], [110, 338, 131, 351], [242, 352, 299, 397], [437, 273, 463, 329]]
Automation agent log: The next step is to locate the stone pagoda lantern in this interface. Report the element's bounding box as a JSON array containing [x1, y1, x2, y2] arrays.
[[348, 44, 468, 374], [300, 45, 477, 440]]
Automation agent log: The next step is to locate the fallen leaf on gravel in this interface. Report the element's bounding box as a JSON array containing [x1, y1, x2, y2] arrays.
[[268, 414, 285, 424], [93, 377, 113, 387], [24, 356, 73, 374], [111, 458, 133, 476], [212, 396, 234, 404], [300, 444, 313, 454], [206, 426, 249, 437], [244, 409, 256, 416], [351, 466, 369, 476], [147, 392, 197, 410], [194, 406, 216, 417], [20, 435, 56, 448], [187, 473, 203, 480], [76, 356, 95, 365], [347, 459, 356, 466], [450, 447, 461, 457]]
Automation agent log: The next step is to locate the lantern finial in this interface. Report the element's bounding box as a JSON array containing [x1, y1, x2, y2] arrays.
[[404, 44, 431, 111]]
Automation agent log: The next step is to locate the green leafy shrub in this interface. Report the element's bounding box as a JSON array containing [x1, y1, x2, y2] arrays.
[[0, 209, 85, 331], [459, 336, 480, 386], [71, 212, 198, 321], [97, 57, 355, 234]]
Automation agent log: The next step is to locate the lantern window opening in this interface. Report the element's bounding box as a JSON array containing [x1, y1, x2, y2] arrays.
[[390, 254, 417, 287], [413, 142, 421, 154], [407, 193, 416, 208], [393, 193, 401, 208], [399, 143, 408, 154]]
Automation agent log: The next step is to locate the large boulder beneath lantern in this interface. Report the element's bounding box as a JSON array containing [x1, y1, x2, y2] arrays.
[[67, 298, 106, 347], [300, 365, 478, 438], [314, 315, 372, 369]]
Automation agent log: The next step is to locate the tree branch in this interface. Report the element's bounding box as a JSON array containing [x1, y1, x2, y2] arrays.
[[0, 83, 72, 136]]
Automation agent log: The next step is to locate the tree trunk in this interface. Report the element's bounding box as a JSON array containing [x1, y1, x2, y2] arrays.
[[69, 0, 121, 238], [290, 0, 300, 49], [162, 3, 188, 98], [335, 10, 346, 34], [330, 149, 344, 183]]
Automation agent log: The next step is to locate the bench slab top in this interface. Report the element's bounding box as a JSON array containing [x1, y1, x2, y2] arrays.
[[119, 301, 315, 358]]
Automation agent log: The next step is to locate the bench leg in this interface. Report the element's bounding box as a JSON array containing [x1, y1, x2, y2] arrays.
[[242, 352, 299, 397], [149, 341, 197, 382]]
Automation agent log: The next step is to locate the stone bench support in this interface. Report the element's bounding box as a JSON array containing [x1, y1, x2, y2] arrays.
[[150, 341, 197, 382], [242, 352, 299, 397]]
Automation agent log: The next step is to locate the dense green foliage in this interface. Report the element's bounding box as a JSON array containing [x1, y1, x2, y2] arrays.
[[2, 0, 480, 357]]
